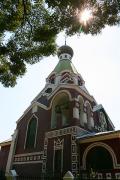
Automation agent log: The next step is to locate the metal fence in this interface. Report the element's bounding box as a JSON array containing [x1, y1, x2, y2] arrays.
[[16, 177, 62, 180], [77, 170, 119, 180], [3, 170, 119, 180], [16, 174, 62, 180], [17, 177, 42, 180]]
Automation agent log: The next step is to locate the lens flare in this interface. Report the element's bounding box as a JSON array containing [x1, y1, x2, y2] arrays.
[[80, 9, 92, 25]]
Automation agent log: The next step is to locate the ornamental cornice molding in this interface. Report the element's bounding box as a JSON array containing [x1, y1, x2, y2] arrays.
[[47, 84, 94, 102]]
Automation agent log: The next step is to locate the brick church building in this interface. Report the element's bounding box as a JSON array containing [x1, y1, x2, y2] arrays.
[[0, 45, 120, 179]]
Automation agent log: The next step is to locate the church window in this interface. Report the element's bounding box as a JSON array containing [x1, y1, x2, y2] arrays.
[[25, 116, 37, 149], [49, 74, 55, 84], [51, 78, 55, 84], [45, 88, 52, 93]]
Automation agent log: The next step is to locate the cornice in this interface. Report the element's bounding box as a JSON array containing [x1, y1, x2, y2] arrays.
[[79, 131, 120, 144], [14, 151, 43, 157], [48, 84, 95, 102], [0, 141, 11, 147]]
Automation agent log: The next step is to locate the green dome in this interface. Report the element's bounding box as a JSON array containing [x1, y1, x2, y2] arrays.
[[57, 45, 74, 58], [49, 45, 78, 76]]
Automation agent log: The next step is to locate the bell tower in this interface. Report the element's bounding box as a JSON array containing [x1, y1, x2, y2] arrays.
[[40, 45, 97, 178], [40, 44, 114, 178]]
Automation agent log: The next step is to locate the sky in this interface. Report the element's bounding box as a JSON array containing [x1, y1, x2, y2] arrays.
[[0, 25, 120, 142]]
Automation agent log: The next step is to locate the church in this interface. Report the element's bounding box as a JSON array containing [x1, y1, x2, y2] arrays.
[[0, 45, 120, 179]]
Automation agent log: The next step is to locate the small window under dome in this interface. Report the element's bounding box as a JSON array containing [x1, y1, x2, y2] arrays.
[[45, 88, 52, 93]]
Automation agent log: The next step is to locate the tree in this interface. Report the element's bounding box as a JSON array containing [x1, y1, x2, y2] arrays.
[[0, 0, 120, 87]]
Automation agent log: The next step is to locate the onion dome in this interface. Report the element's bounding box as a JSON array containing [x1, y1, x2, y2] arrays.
[[57, 45, 74, 59], [51, 45, 78, 74]]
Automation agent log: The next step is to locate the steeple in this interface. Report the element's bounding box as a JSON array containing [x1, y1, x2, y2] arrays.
[[53, 45, 78, 74], [46, 45, 86, 92]]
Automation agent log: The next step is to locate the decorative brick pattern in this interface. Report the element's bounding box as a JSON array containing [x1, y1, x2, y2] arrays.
[[71, 134, 78, 177], [42, 138, 48, 173], [13, 152, 43, 164], [115, 173, 120, 179], [97, 173, 103, 179], [106, 173, 112, 179], [45, 126, 77, 139]]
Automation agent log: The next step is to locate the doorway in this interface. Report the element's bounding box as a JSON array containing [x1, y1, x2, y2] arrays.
[[54, 149, 62, 178]]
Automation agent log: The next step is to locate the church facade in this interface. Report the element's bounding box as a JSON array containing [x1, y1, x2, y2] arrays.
[[0, 45, 120, 179]]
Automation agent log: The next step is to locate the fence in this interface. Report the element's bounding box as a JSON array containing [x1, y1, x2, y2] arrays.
[[78, 170, 120, 179], [3, 170, 120, 180]]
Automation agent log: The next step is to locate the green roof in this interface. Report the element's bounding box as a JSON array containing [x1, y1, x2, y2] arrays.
[[53, 59, 78, 74]]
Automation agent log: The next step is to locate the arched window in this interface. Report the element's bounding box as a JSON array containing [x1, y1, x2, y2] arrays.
[[51, 93, 70, 129], [25, 116, 37, 149], [49, 74, 55, 84]]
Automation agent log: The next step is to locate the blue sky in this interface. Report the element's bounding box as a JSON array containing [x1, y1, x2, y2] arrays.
[[0, 26, 120, 142]]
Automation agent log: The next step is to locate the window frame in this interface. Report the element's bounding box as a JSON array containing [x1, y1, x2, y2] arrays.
[[24, 114, 38, 149]]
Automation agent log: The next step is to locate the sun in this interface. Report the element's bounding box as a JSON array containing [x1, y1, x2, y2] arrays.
[[80, 9, 92, 25]]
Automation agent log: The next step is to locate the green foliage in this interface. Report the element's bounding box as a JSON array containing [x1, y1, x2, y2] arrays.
[[0, 0, 120, 87]]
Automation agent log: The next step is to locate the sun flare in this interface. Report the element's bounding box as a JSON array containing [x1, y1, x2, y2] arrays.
[[80, 9, 92, 25]]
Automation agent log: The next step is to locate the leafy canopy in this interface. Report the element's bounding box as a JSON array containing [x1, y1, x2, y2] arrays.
[[0, 0, 120, 87]]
